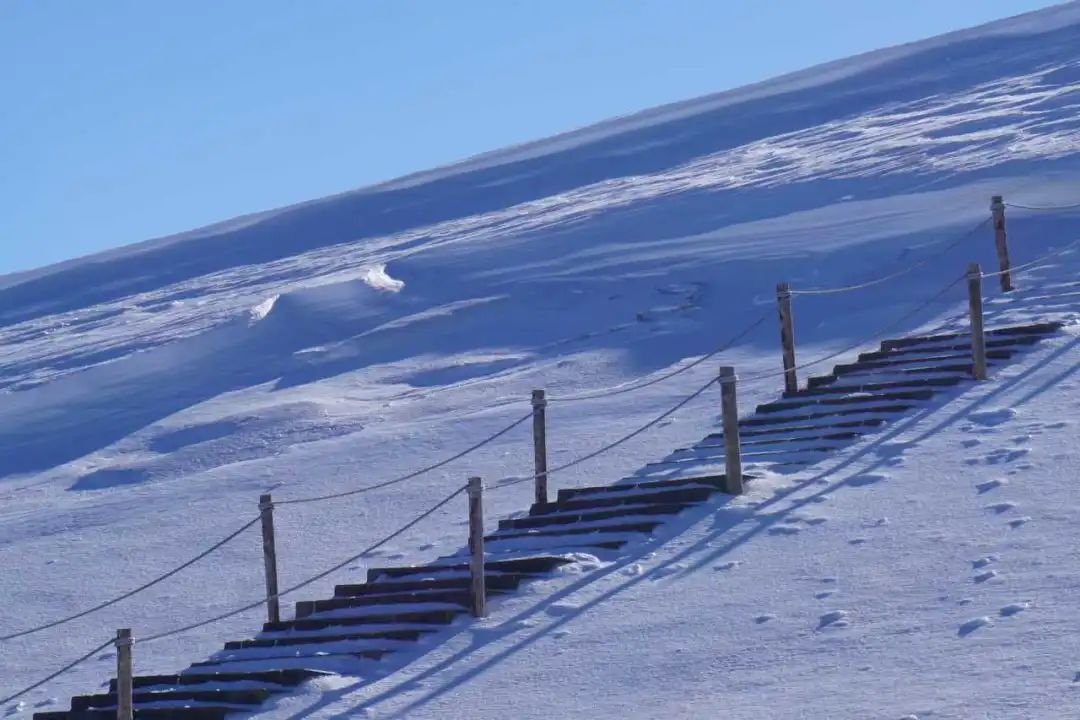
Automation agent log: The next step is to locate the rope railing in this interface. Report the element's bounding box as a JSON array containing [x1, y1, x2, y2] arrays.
[[788, 217, 988, 296], [1004, 199, 1080, 211], [979, 235, 1080, 280], [547, 310, 771, 403], [0, 638, 114, 706], [139, 485, 465, 644], [0, 516, 262, 642], [741, 273, 968, 385], [493, 376, 719, 491]]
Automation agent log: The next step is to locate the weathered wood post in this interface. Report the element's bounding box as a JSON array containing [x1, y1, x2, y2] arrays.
[[467, 477, 487, 618], [718, 366, 744, 495], [531, 389, 549, 505], [967, 263, 988, 381], [258, 494, 281, 624], [776, 282, 798, 394], [115, 628, 133, 720], [990, 195, 1014, 292]]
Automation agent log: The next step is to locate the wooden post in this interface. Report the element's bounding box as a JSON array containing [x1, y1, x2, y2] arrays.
[[531, 389, 549, 505], [115, 628, 133, 720], [776, 282, 798, 394], [990, 195, 1014, 292], [258, 494, 281, 625], [718, 366, 744, 495], [467, 477, 486, 618], [967, 263, 988, 381]]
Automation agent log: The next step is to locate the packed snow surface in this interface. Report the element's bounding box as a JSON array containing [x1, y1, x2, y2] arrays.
[[3, 4, 1080, 719]]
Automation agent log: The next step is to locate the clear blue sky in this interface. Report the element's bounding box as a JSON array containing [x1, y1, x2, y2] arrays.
[[0, 0, 1060, 274]]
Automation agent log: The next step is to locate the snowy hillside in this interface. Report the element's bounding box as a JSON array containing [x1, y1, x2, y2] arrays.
[[2, 4, 1080, 719]]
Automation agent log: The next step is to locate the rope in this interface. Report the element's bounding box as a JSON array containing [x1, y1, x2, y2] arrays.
[[0, 637, 114, 706], [140, 485, 465, 644], [740, 273, 967, 385], [548, 309, 771, 403], [1004, 200, 1080, 211], [493, 376, 717, 490], [1, 515, 261, 642], [979, 236, 1080, 280], [789, 218, 988, 296], [276, 413, 532, 506]]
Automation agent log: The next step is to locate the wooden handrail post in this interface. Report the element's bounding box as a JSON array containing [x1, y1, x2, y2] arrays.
[[531, 389, 549, 505], [776, 282, 798, 394], [991, 195, 1014, 292], [259, 493, 281, 624], [467, 477, 487, 618], [115, 628, 133, 720], [967, 263, 988, 380], [718, 366, 743, 495]]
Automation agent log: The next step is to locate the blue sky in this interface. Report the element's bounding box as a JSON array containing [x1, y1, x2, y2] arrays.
[[0, 0, 1060, 274]]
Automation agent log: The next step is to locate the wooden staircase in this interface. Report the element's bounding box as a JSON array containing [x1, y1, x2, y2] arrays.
[[34, 321, 1062, 720]]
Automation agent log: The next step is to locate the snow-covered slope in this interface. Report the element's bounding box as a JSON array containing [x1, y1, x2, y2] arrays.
[[2, 4, 1080, 719]]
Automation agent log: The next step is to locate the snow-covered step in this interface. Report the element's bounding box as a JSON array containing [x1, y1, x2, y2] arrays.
[[498, 502, 695, 531], [488, 519, 662, 542], [366, 555, 574, 582], [754, 387, 935, 414], [694, 430, 864, 451], [483, 531, 635, 553], [263, 607, 462, 634], [295, 589, 471, 618], [530, 484, 719, 515], [225, 627, 435, 651], [335, 573, 524, 598], [739, 402, 915, 427], [877, 321, 1062, 351], [112, 670, 325, 693], [71, 689, 273, 714], [802, 373, 967, 392], [207, 638, 407, 664], [555, 475, 722, 502]]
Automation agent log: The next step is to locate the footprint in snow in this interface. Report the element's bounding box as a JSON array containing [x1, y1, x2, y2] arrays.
[[976, 479, 1007, 494], [623, 563, 644, 577], [754, 614, 776, 624], [968, 408, 1018, 427], [984, 447, 1030, 465], [1000, 602, 1029, 617], [972, 555, 998, 569], [974, 570, 998, 583], [986, 502, 1017, 514], [649, 563, 686, 580], [814, 591, 835, 600], [545, 603, 580, 618], [817, 610, 849, 629], [961, 438, 981, 448], [552, 629, 573, 639], [1008, 517, 1031, 529], [847, 474, 887, 487], [768, 525, 801, 536], [714, 560, 742, 571], [849, 538, 868, 546], [958, 616, 992, 637]]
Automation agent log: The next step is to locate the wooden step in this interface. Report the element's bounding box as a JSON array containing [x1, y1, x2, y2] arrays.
[[799, 375, 964, 393], [72, 689, 272, 713], [878, 322, 1061, 350], [367, 555, 574, 582], [856, 347, 1014, 364], [224, 628, 433, 651], [264, 608, 462, 633], [556, 475, 723, 501], [190, 650, 387, 669], [711, 417, 887, 441], [109, 669, 327, 693], [488, 520, 662, 542], [530, 485, 717, 515], [500, 502, 694, 530], [740, 403, 913, 427], [36, 710, 232, 720], [755, 388, 934, 414], [296, 591, 471, 618], [335, 574, 523, 597]]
